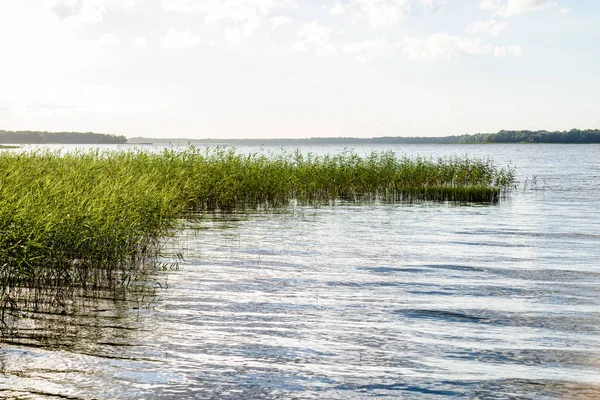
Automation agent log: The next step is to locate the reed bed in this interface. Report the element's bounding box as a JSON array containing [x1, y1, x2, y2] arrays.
[[0, 147, 515, 315]]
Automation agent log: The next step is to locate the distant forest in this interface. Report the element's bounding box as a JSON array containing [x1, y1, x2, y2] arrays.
[[129, 129, 600, 145], [459, 129, 600, 144], [0, 130, 127, 144], [2, 129, 598, 145]]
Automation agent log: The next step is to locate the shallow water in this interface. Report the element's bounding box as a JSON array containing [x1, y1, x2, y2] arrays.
[[2, 144, 600, 399]]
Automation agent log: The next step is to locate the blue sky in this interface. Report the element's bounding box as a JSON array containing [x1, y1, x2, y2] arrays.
[[0, 0, 598, 138]]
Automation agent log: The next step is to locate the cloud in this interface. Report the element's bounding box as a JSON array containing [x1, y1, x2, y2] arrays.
[[49, 0, 105, 25], [480, 0, 553, 16], [466, 19, 510, 36], [293, 21, 335, 55], [493, 44, 521, 56], [50, 0, 84, 19], [161, 0, 292, 38], [503, 0, 553, 16], [133, 36, 147, 49], [354, 0, 412, 28], [270, 15, 291, 30], [480, 0, 502, 11], [49, 0, 145, 25], [341, 38, 394, 62], [331, 0, 445, 27], [224, 26, 242, 44], [91, 33, 120, 46], [331, 1, 346, 15], [402, 32, 521, 62], [0, 102, 76, 120], [420, 0, 445, 12], [161, 28, 202, 48]]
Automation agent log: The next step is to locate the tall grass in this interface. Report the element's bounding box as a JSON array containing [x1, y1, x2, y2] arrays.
[[0, 147, 515, 315]]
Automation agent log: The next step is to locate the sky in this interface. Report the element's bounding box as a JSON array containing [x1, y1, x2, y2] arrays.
[[0, 0, 599, 139]]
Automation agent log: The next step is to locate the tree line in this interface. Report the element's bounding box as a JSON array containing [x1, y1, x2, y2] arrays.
[[0, 130, 127, 144], [130, 130, 600, 145], [459, 129, 600, 144], [2, 129, 598, 145]]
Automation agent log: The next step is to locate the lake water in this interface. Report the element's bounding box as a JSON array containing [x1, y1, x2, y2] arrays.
[[2, 144, 600, 399]]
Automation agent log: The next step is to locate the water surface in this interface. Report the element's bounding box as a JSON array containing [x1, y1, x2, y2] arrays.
[[2, 144, 599, 399]]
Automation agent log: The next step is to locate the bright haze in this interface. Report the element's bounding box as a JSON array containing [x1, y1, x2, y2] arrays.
[[0, 0, 598, 139]]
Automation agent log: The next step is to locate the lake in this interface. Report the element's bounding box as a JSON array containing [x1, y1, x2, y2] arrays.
[[1, 144, 600, 399]]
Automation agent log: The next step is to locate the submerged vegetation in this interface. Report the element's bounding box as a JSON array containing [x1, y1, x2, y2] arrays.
[[0, 147, 515, 317]]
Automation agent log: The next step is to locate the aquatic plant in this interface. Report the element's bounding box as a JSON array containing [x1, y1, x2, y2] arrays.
[[0, 147, 515, 316]]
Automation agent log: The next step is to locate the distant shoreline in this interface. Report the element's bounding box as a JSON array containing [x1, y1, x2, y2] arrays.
[[1, 129, 599, 145], [0, 130, 127, 145], [129, 129, 600, 145]]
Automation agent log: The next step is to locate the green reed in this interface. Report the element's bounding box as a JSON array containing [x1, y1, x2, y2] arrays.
[[0, 147, 515, 314]]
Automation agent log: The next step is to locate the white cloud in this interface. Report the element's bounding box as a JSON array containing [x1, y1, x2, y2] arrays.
[[240, 15, 262, 36], [161, 0, 283, 15], [480, 0, 502, 11], [225, 26, 242, 44], [270, 15, 291, 30], [560, 8, 570, 15], [92, 33, 120, 46], [466, 19, 510, 36], [161, 0, 292, 38], [402, 32, 521, 62], [1, 83, 162, 127], [48, 0, 145, 25], [331, 1, 346, 15], [50, 0, 84, 19], [49, 0, 105, 25], [403, 33, 485, 62], [342, 38, 394, 62], [329, 0, 413, 28], [161, 28, 202, 48], [420, 0, 445, 12], [503, 0, 553, 16], [480, 0, 553, 16], [134, 36, 147, 49], [494, 44, 522, 56], [293, 21, 335, 55], [353, 0, 412, 28], [1, 102, 75, 120]]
